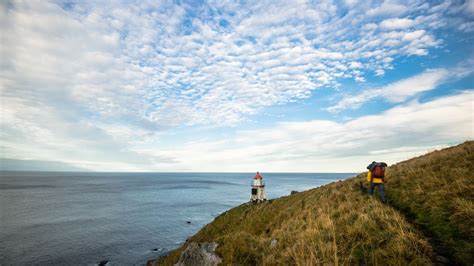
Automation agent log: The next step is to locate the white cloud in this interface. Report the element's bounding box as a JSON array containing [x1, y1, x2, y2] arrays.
[[344, 0, 358, 7], [366, 2, 408, 17], [458, 21, 474, 32], [362, 23, 378, 31], [328, 68, 451, 113], [402, 30, 426, 41], [349, 61, 363, 69], [136, 91, 473, 172], [382, 68, 449, 102], [380, 18, 416, 30], [375, 69, 385, 76], [467, 0, 474, 15]]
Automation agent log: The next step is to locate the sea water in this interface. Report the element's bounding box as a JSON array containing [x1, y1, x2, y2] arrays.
[[0, 172, 354, 265]]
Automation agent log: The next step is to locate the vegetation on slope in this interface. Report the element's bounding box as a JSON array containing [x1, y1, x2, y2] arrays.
[[379, 141, 474, 264], [152, 141, 473, 265]]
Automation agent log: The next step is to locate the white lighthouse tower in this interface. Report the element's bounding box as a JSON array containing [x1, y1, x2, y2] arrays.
[[250, 172, 267, 203]]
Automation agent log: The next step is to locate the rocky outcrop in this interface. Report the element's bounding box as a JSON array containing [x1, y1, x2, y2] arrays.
[[174, 242, 221, 266]]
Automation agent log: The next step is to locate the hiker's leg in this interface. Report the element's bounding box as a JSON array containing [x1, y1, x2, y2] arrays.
[[369, 183, 375, 195], [379, 184, 385, 202]]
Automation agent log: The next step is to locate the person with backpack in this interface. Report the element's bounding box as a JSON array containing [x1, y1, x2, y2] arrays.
[[367, 161, 388, 202]]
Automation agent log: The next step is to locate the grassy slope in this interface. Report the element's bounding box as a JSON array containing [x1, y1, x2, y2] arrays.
[[153, 141, 473, 265], [383, 141, 474, 264]]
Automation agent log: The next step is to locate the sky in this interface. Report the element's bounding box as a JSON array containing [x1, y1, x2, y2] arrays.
[[0, 0, 473, 172]]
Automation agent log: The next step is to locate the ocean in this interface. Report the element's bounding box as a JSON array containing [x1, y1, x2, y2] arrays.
[[0, 171, 354, 265]]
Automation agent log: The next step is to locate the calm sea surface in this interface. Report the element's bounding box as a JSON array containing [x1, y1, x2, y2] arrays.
[[0, 172, 354, 265]]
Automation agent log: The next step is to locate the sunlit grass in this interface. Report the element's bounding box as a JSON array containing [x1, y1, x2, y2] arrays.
[[152, 141, 473, 265], [381, 141, 474, 264]]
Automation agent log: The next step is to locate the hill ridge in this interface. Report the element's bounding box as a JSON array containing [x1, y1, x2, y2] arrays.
[[151, 141, 473, 265]]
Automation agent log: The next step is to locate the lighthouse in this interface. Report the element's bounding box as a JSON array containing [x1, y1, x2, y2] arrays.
[[250, 172, 267, 203]]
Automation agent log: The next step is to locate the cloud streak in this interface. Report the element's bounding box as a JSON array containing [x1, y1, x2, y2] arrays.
[[137, 91, 473, 172], [327, 68, 451, 113]]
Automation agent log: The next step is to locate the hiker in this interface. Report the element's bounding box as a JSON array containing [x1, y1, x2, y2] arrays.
[[367, 161, 388, 202]]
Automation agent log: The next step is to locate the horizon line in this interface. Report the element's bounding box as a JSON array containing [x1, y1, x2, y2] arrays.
[[0, 170, 359, 174]]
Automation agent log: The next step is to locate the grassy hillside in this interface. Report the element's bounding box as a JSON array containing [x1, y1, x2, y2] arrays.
[[381, 141, 474, 264], [151, 141, 473, 265]]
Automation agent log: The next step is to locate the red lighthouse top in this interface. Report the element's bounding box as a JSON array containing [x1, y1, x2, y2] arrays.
[[254, 171, 263, 179]]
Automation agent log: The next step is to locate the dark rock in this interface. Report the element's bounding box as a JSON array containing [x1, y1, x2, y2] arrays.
[[152, 248, 158, 252], [175, 242, 222, 266], [98, 260, 109, 266], [186, 221, 191, 224], [291, 190, 298, 195]]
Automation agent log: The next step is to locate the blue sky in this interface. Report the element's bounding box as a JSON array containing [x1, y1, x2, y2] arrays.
[[0, 0, 473, 172]]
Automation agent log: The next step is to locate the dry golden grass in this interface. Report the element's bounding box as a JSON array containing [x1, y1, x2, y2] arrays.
[[154, 180, 432, 265], [372, 141, 474, 264], [152, 141, 473, 265]]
